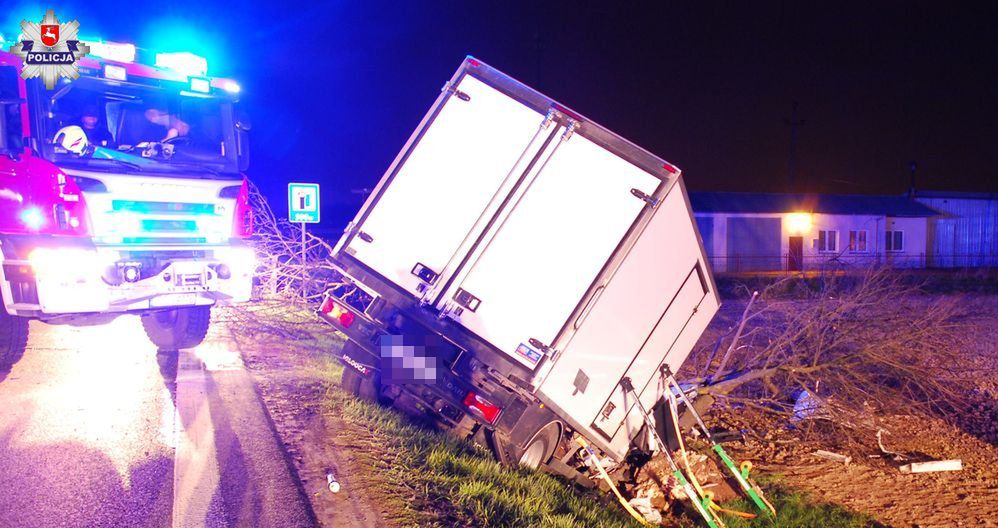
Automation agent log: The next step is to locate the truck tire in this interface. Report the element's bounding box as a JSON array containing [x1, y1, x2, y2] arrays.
[[517, 422, 562, 470], [141, 306, 211, 351], [0, 309, 29, 370], [339, 341, 383, 403]]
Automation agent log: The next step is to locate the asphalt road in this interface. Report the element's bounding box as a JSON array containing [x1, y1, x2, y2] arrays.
[[0, 315, 316, 528]]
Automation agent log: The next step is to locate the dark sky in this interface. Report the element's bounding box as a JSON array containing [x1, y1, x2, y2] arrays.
[[7, 1, 998, 231]]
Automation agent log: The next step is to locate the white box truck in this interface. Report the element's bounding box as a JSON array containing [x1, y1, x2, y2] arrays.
[[317, 57, 719, 476]]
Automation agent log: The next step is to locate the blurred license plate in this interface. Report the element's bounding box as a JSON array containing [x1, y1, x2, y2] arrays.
[[151, 293, 198, 307]]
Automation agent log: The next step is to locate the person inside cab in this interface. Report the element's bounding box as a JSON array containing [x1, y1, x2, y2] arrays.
[[79, 104, 113, 147], [143, 106, 189, 142]]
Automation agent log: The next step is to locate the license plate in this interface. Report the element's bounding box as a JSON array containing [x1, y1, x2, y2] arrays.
[[151, 293, 198, 307]]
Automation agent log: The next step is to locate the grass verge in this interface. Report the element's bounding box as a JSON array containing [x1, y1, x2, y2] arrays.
[[313, 353, 640, 527], [231, 303, 878, 527], [719, 483, 882, 528]]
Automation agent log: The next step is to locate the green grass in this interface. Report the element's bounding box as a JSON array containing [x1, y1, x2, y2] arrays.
[[314, 356, 640, 527], [717, 479, 881, 528]]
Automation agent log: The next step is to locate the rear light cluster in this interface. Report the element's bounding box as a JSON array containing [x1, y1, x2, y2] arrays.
[[232, 178, 253, 238], [320, 296, 356, 328], [463, 391, 502, 424]]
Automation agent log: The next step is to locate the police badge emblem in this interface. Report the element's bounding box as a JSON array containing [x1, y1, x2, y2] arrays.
[[8, 10, 90, 89]]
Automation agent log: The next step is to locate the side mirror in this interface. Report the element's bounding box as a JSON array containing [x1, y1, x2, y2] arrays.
[[235, 107, 252, 131], [54, 125, 90, 156], [236, 128, 250, 172]]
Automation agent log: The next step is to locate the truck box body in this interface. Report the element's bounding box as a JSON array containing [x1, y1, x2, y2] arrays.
[[331, 57, 719, 460]]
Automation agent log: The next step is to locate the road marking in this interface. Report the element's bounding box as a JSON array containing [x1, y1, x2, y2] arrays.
[[172, 348, 223, 528]]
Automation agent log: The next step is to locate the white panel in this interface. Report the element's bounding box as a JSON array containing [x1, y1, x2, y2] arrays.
[[347, 75, 548, 297], [605, 299, 718, 457], [593, 271, 705, 437], [537, 188, 720, 458], [446, 134, 661, 367]]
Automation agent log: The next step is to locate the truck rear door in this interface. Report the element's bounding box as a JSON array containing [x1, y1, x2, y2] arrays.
[[341, 74, 555, 298], [433, 132, 662, 368]]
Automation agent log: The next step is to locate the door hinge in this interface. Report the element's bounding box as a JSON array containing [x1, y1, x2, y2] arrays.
[[539, 109, 557, 130], [561, 120, 579, 142], [442, 81, 471, 101], [528, 338, 551, 353], [630, 188, 659, 207]]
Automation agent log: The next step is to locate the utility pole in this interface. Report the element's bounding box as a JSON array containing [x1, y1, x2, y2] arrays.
[[907, 161, 918, 198], [784, 101, 805, 192]]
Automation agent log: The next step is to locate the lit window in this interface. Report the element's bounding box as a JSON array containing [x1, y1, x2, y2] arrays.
[[886, 230, 904, 252], [815, 230, 837, 252], [848, 230, 868, 252]]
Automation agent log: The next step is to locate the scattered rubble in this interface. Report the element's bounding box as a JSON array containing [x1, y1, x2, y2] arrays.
[[813, 450, 852, 465], [899, 459, 963, 474]]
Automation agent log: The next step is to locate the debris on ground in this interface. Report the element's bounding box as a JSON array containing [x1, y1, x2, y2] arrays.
[[628, 497, 663, 525], [632, 449, 740, 518], [326, 471, 341, 493], [813, 450, 852, 465], [899, 459, 963, 474]]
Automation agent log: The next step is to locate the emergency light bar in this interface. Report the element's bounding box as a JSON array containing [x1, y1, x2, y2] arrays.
[[85, 40, 136, 63], [189, 77, 210, 93], [103, 64, 127, 81], [155, 52, 208, 77], [217, 79, 241, 94]]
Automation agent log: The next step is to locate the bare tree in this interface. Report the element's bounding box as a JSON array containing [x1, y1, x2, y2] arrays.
[[693, 268, 975, 442], [245, 182, 346, 303]]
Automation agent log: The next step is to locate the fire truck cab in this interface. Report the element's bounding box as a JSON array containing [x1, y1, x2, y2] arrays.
[[0, 39, 254, 368]]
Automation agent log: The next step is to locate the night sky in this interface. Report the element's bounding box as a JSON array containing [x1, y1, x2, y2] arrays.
[[6, 1, 997, 232]]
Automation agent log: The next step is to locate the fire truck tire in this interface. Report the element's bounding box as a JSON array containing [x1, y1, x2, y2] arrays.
[[0, 309, 29, 370], [141, 305, 211, 351]]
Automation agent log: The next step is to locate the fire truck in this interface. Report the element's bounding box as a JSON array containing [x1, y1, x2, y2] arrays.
[[0, 39, 254, 368]]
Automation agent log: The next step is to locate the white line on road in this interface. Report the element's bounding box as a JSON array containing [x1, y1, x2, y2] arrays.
[[172, 347, 224, 528]]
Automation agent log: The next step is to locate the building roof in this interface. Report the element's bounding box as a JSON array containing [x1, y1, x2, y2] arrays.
[[689, 192, 939, 217], [914, 190, 998, 201]]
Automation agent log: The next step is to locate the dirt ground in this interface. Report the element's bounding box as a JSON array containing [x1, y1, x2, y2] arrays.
[[220, 311, 400, 528], [687, 292, 998, 528]]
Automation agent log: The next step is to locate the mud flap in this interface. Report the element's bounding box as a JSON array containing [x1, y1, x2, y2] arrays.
[[652, 396, 681, 452]]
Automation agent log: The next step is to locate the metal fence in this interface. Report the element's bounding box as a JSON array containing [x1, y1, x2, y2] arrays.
[[702, 253, 992, 274]]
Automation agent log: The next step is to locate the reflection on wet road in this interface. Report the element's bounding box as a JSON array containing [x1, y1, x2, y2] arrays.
[[0, 315, 314, 527]]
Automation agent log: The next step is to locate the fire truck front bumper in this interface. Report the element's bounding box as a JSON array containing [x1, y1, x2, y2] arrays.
[[1, 240, 254, 317]]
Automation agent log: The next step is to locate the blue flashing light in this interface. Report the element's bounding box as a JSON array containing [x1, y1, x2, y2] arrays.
[[190, 77, 211, 93], [103, 64, 127, 81], [85, 40, 136, 63], [155, 52, 208, 77], [220, 80, 241, 94], [20, 207, 45, 230]]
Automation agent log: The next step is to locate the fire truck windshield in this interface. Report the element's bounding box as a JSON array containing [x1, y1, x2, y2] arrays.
[[29, 76, 242, 178]]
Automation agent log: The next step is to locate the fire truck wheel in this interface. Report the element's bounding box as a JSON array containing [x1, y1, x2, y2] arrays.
[[141, 305, 211, 351], [517, 422, 562, 470], [0, 309, 29, 370]]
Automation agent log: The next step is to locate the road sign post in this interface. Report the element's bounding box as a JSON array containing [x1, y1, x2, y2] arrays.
[[288, 183, 320, 291]]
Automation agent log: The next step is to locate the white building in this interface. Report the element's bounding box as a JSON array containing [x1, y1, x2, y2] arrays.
[[915, 191, 998, 267], [690, 192, 939, 273]]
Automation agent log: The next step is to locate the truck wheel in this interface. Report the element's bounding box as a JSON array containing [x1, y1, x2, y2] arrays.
[[517, 422, 562, 470], [141, 306, 211, 351], [339, 341, 383, 403], [341, 366, 385, 402], [0, 309, 29, 370]]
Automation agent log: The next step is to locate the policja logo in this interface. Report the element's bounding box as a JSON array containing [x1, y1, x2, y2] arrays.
[[8, 10, 90, 89]]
